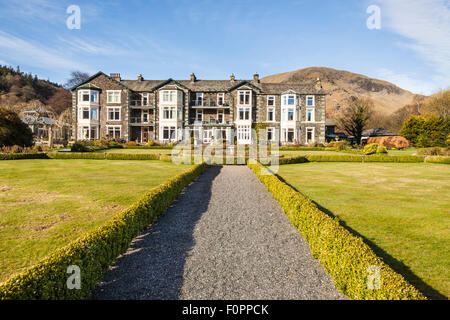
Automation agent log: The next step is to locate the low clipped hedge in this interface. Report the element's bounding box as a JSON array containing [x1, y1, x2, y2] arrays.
[[279, 146, 327, 151], [248, 162, 425, 300], [364, 155, 423, 163], [425, 156, 450, 164], [47, 152, 106, 160], [0, 163, 206, 300], [277, 154, 425, 164], [0, 153, 49, 160], [105, 153, 160, 160]]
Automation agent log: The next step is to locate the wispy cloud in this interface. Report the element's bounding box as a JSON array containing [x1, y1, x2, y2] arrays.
[[0, 30, 92, 72], [377, 0, 450, 91], [375, 68, 437, 95]]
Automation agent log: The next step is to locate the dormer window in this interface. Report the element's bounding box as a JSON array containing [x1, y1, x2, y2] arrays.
[[238, 90, 251, 105]]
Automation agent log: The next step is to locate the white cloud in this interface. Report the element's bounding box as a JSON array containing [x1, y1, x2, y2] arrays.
[[375, 68, 437, 95], [376, 0, 450, 90], [0, 30, 92, 72]]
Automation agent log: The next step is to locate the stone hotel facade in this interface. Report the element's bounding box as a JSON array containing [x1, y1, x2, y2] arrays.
[[71, 71, 326, 145]]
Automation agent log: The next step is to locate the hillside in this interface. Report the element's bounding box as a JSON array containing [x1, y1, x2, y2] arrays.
[[261, 67, 422, 118], [0, 65, 71, 116]]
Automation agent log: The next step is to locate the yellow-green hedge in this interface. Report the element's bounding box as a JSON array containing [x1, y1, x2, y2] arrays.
[[248, 162, 425, 300], [0, 163, 206, 300], [425, 156, 450, 164], [0, 153, 49, 160]]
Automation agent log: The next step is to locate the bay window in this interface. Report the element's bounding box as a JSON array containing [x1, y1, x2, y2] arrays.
[[238, 90, 251, 105], [238, 107, 250, 120]]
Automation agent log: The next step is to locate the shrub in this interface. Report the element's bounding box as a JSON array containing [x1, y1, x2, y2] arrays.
[[279, 155, 308, 165], [364, 155, 423, 163], [105, 153, 160, 161], [0, 163, 207, 300], [0, 107, 34, 147], [32, 145, 43, 153], [47, 152, 106, 160], [363, 143, 379, 155], [425, 156, 450, 164], [376, 145, 388, 154], [334, 140, 350, 151], [0, 153, 48, 160], [126, 141, 137, 146], [306, 154, 363, 162], [247, 162, 425, 300], [70, 142, 90, 152]]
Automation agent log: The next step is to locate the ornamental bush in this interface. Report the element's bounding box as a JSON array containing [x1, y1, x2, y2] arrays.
[[247, 162, 425, 300], [376, 145, 388, 154], [363, 143, 379, 155]]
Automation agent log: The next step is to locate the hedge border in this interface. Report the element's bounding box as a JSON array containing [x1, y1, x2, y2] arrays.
[[425, 156, 450, 164], [0, 153, 49, 160], [0, 163, 207, 300], [277, 154, 427, 164], [248, 162, 426, 300]]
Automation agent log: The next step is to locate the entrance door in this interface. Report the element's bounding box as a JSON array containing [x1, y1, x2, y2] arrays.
[[237, 125, 251, 144], [142, 127, 149, 143]]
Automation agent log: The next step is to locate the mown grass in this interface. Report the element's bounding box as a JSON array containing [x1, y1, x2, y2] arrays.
[[0, 159, 192, 283], [277, 162, 450, 299]]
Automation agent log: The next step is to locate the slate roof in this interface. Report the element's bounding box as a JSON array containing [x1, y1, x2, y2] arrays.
[[72, 71, 326, 94], [362, 128, 396, 137], [121, 79, 326, 94]]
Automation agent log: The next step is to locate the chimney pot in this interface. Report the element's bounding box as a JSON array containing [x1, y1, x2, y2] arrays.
[[230, 73, 235, 82], [138, 74, 144, 81], [190, 72, 196, 82], [110, 73, 121, 81], [253, 72, 260, 83]]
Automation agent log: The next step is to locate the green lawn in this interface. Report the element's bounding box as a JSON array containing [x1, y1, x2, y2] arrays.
[[0, 159, 192, 283], [277, 162, 450, 299]]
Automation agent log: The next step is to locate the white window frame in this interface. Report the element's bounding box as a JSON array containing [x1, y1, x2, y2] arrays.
[[238, 107, 251, 121], [217, 93, 225, 106], [141, 93, 149, 106], [306, 127, 315, 143], [238, 90, 251, 106], [106, 125, 121, 140], [267, 107, 275, 122], [162, 126, 176, 141], [107, 90, 121, 104], [267, 95, 275, 106], [162, 106, 176, 120], [195, 109, 203, 122], [160, 90, 177, 104], [196, 93, 203, 106], [282, 94, 297, 106], [107, 107, 121, 121], [217, 109, 224, 124], [306, 95, 315, 107], [306, 108, 315, 122], [90, 107, 98, 121], [267, 127, 275, 141]]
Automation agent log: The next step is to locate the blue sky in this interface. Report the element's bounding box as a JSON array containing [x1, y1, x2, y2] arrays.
[[0, 0, 448, 95]]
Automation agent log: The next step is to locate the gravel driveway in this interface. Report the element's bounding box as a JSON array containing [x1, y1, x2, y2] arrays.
[[93, 166, 346, 300]]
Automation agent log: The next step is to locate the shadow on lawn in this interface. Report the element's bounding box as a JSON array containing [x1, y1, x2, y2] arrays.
[[277, 175, 447, 300], [92, 166, 221, 300]]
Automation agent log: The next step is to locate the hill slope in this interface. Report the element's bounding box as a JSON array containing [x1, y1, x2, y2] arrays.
[[262, 67, 420, 118], [0, 65, 71, 116]]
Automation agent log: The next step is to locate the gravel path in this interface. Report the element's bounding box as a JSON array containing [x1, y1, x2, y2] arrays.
[[93, 166, 346, 300]]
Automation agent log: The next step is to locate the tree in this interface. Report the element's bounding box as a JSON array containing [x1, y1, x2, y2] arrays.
[[421, 89, 450, 119], [338, 97, 373, 144], [46, 88, 72, 114], [0, 107, 33, 147], [64, 71, 90, 89], [399, 115, 449, 147]]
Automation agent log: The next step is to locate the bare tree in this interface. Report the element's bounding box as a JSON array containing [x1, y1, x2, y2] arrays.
[[338, 97, 373, 144], [64, 71, 90, 89]]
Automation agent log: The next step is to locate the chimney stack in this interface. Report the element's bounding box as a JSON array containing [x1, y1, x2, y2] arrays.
[[253, 72, 260, 83], [230, 73, 235, 82], [110, 73, 121, 81], [138, 74, 144, 81], [190, 72, 196, 83], [315, 77, 322, 90]]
